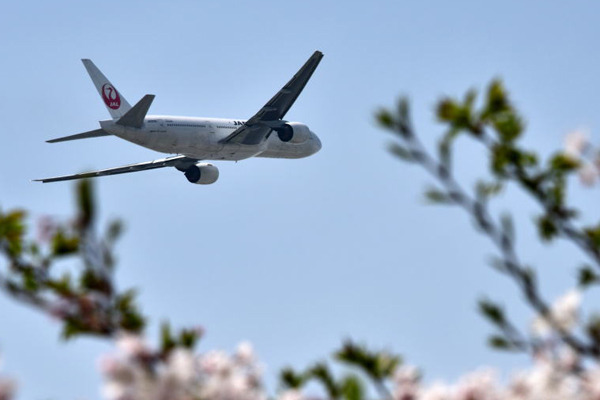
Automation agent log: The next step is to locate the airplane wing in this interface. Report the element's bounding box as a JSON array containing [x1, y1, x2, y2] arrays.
[[34, 155, 199, 183], [224, 50, 323, 145]]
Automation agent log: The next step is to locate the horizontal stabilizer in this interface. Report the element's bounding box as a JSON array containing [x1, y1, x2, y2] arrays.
[[47, 129, 111, 143], [116, 94, 155, 128]]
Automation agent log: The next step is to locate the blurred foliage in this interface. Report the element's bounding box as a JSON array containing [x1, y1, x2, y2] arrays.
[[0, 180, 145, 339], [279, 339, 399, 400], [0, 181, 205, 358], [377, 79, 600, 359]]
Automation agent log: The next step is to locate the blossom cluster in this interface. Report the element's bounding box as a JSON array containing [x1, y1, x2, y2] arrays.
[[94, 288, 593, 400], [98, 335, 267, 400], [389, 361, 600, 400], [0, 289, 595, 400]]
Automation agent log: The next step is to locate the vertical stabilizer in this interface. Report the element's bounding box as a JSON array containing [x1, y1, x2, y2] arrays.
[[82, 59, 132, 119]]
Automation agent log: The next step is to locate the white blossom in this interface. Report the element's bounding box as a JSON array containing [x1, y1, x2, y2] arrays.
[[532, 289, 581, 336], [115, 333, 149, 358], [277, 389, 305, 400], [235, 341, 255, 365], [165, 349, 197, 384], [99, 337, 266, 400], [578, 162, 598, 186], [454, 368, 498, 400], [564, 130, 589, 159]]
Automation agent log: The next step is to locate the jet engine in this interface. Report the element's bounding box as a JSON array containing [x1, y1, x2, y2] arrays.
[[275, 122, 311, 143], [184, 163, 219, 185]]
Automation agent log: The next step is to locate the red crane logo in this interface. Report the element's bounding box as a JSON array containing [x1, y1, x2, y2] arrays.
[[101, 83, 121, 110]]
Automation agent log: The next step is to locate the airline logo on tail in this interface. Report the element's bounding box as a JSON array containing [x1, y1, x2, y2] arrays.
[[101, 83, 121, 110]]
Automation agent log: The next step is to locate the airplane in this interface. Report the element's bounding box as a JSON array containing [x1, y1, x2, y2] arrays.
[[35, 51, 323, 184]]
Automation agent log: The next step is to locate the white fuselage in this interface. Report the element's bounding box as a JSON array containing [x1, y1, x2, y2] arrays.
[[100, 116, 322, 161]]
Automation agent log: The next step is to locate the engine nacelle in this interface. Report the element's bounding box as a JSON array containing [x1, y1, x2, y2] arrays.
[[276, 122, 311, 143], [184, 163, 219, 185]]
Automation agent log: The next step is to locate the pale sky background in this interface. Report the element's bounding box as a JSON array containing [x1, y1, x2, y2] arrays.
[[2, 1, 600, 399]]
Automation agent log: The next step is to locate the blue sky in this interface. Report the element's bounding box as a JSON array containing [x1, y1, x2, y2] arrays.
[[2, 1, 600, 398]]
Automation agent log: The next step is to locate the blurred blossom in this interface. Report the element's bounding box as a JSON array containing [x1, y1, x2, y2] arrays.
[[531, 289, 581, 336], [83, 332, 600, 399], [0, 381, 16, 400], [578, 162, 598, 186], [48, 300, 73, 319], [563, 129, 600, 187], [564, 130, 589, 159], [420, 382, 450, 400], [0, 356, 16, 400], [199, 350, 233, 375], [235, 341, 255, 365], [99, 337, 266, 400], [454, 368, 497, 400], [36, 215, 57, 243], [115, 333, 149, 358], [166, 349, 196, 383], [277, 390, 304, 400]]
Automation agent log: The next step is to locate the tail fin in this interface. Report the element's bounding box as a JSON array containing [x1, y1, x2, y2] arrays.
[[82, 59, 132, 119]]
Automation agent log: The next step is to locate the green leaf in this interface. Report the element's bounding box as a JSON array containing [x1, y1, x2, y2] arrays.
[[178, 328, 202, 349], [549, 153, 579, 173], [388, 143, 413, 162], [335, 340, 401, 381], [80, 269, 111, 294], [76, 180, 95, 229], [396, 97, 410, 122], [490, 145, 512, 176], [475, 180, 504, 201], [341, 375, 365, 400], [47, 272, 73, 296], [584, 224, 600, 249], [482, 80, 510, 117], [487, 335, 512, 350], [280, 367, 306, 389], [116, 290, 145, 333], [51, 229, 79, 256], [492, 111, 524, 143], [160, 321, 176, 354], [375, 109, 394, 129], [436, 98, 461, 123], [106, 219, 124, 244], [478, 298, 505, 326], [578, 266, 598, 289], [536, 215, 558, 242], [438, 129, 460, 170], [22, 267, 39, 292], [308, 363, 340, 399], [424, 187, 452, 204], [0, 209, 27, 257], [587, 314, 600, 345], [61, 318, 86, 340]]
